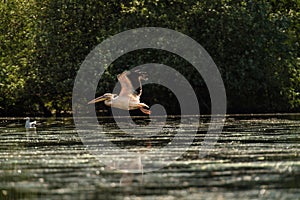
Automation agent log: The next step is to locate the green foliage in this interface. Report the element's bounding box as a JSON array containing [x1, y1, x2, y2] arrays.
[[0, 0, 299, 116], [185, 0, 297, 112], [0, 0, 37, 115]]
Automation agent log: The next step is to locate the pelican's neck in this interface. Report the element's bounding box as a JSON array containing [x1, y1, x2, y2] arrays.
[[104, 99, 112, 107]]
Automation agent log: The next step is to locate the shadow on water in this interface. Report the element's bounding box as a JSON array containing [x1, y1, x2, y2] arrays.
[[0, 114, 300, 199]]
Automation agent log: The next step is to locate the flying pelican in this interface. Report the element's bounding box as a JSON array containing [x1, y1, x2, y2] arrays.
[[25, 117, 36, 129], [88, 71, 151, 115]]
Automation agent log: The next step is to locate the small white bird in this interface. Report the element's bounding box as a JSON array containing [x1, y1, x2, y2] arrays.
[[25, 117, 36, 129]]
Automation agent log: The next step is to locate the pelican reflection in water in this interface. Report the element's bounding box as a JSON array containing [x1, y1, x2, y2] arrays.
[[88, 71, 151, 115]]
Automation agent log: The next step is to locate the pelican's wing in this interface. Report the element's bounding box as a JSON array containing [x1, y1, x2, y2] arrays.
[[118, 71, 135, 96], [135, 70, 147, 97]]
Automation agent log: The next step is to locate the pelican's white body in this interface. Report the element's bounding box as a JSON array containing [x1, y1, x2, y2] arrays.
[[107, 95, 140, 110]]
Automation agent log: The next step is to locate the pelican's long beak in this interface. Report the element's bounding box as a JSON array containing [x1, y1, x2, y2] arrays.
[[88, 95, 106, 104]]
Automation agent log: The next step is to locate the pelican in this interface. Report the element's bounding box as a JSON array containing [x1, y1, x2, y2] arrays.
[[88, 71, 151, 115], [25, 117, 36, 129]]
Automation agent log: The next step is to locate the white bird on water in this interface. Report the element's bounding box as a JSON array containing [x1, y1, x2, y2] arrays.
[[25, 117, 36, 129]]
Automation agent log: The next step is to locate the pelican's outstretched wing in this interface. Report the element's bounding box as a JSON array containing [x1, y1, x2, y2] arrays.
[[135, 70, 147, 97], [118, 71, 135, 96]]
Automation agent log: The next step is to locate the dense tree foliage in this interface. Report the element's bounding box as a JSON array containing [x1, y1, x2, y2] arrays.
[[0, 0, 299, 116]]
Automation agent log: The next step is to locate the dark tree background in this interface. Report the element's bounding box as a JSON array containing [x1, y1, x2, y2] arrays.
[[0, 0, 299, 116]]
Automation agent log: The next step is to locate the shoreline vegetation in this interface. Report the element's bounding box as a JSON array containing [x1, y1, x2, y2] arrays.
[[1, 0, 299, 117], [1, 112, 299, 120]]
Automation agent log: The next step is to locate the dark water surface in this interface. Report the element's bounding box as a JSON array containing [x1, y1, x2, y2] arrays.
[[0, 114, 299, 199]]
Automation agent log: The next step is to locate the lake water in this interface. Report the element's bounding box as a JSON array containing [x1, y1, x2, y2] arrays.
[[0, 114, 300, 199]]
